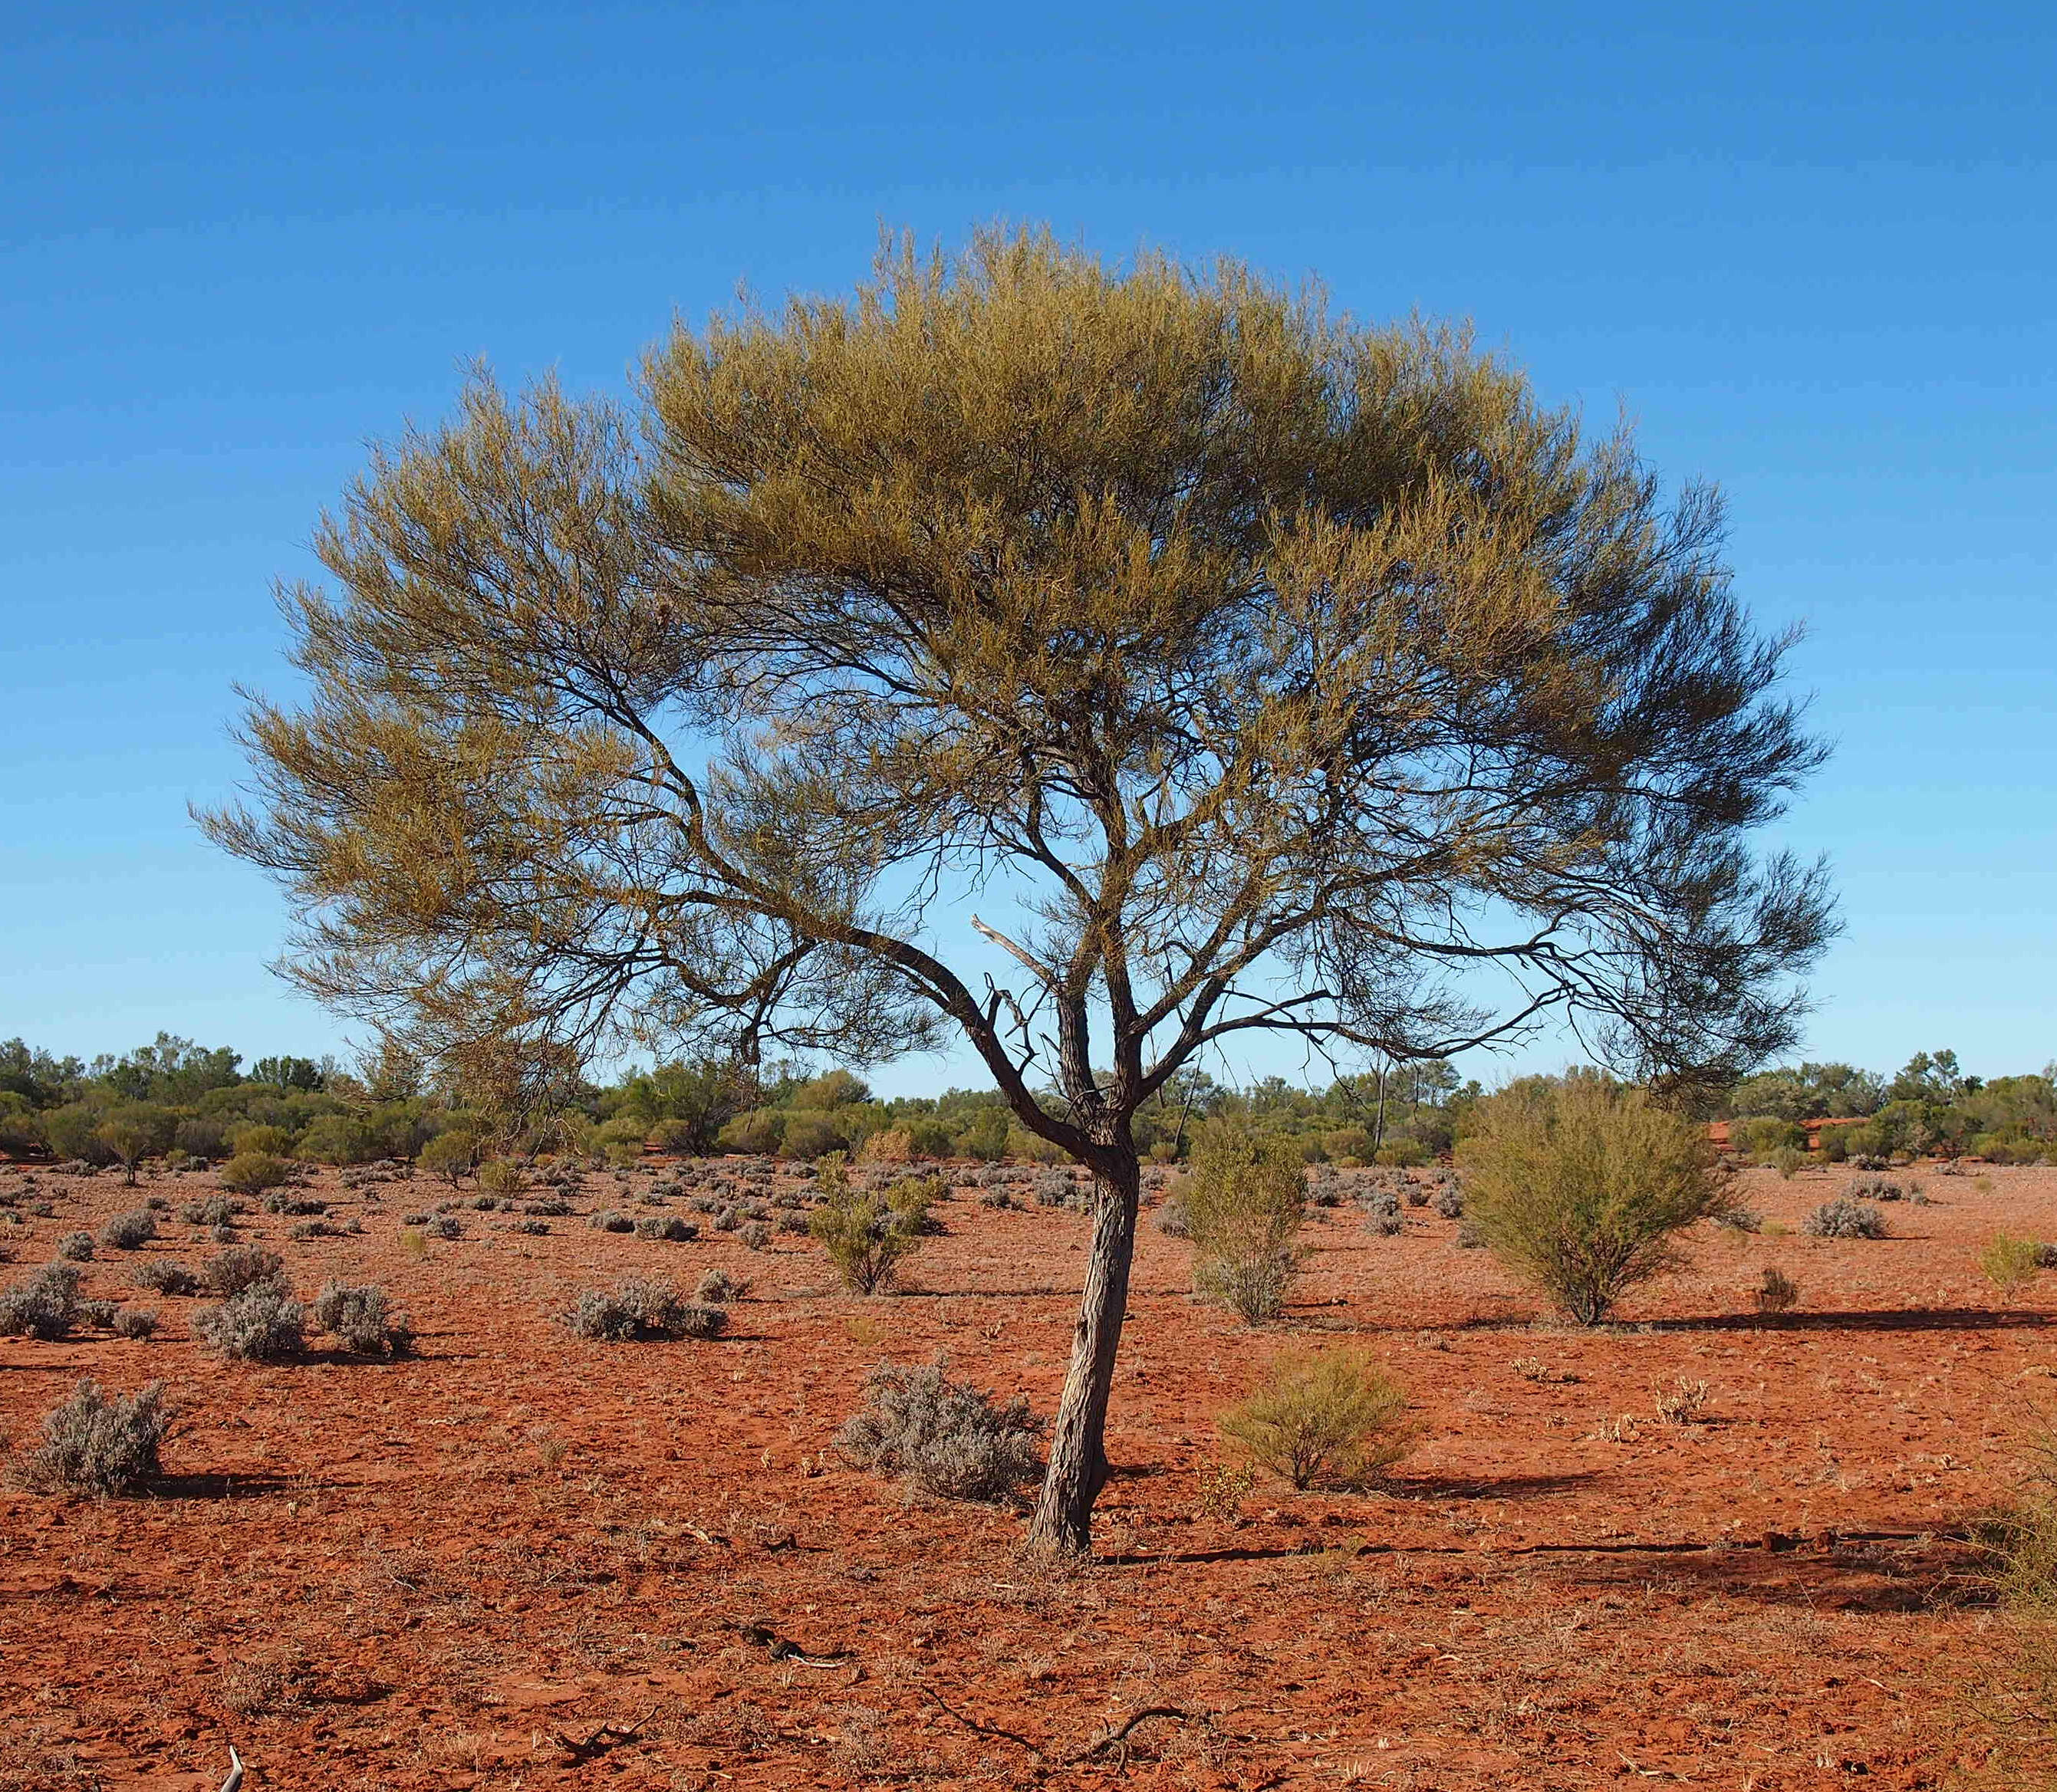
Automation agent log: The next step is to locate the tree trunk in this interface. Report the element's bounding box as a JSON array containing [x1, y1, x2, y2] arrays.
[[1026, 1144, 1140, 1553]]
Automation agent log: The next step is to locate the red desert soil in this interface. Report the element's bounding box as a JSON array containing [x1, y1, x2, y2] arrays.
[[5, 1156, 2057, 1790]]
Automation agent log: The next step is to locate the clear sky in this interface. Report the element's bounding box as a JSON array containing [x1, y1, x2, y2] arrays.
[[2, 2, 2051, 1094]]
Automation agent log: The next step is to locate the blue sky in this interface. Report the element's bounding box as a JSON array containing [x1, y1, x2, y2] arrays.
[[2, 2, 2051, 1093]]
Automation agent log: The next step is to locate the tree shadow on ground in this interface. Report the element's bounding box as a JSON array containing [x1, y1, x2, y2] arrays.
[[1655, 1308, 2055, 1334], [1386, 1469, 1598, 1503]]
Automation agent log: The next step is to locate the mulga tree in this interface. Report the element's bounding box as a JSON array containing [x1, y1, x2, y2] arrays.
[[202, 227, 1834, 1551]]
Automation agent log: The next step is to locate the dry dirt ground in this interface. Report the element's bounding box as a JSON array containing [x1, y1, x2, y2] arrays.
[[5, 1155, 2057, 1791]]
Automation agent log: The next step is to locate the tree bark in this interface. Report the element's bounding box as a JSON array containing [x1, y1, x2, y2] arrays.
[[1027, 1143, 1141, 1553]]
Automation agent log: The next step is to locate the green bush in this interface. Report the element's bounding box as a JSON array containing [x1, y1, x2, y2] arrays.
[[418, 1129, 476, 1185], [1217, 1346, 1416, 1490], [173, 1116, 230, 1161], [218, 1152, 291, 1196], [295, 1113, 375, 1166], [229, 1123, 295, 1158], [41, 1103, 117, 1166], [809, 1156, 921, 1294], [1185, 1121, 1306, 1323], [714, 1109, 785, 1155], [1459, 1076, 1721, 1324], [778, 1111, 846, 1161], [1731, 1114, 1806, 1161], [1982, 1233, 2042, 1304], [476, 1156, 527, 1196]]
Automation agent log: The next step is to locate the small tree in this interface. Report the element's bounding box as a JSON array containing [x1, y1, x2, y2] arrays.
[[1183, 1120, 1306, 1323], [417, 1129, 476, 1186], [1460, 1074, 1723, 1324], [200, 229, 1834, 1549], [94, 1104, 174, 1183]]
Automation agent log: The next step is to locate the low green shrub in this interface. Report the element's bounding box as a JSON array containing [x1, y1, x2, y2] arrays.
[[1217, 1346, 1416, 1490]]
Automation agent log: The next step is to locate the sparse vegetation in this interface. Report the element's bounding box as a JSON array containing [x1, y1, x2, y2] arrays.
[[1217, 1346, 1415, 1490], [203, 1244, 286, 1297], [837, 1358, 1042, 1501]]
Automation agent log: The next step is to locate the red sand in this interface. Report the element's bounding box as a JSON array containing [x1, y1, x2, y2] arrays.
[[5, 1156, 2055, 1789]]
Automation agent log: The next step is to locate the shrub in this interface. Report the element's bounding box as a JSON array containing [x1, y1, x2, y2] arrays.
[[740, 1220, 772, 1251], [857, 1127, 916, 1166], [56, 1231, 94, 1261], [418, 1130, 476, 1186], [219, 1152, 291, 1196], [1771, 1146, 1808, 1180], [884, 1173, 945, 1236], [476, 1156, 527, 1197], [1185, 1121, 1306, 1323], [1457, 1077, 1721, 1324], [523, 1196, 573, 1216], [588, 1209, 635, 1234], [696, 1268, 747, 1303], [10, 1379, 169, 1495], [295, 1113, 374, 1166], [0, 1264, 84, 1338], [1983, 1233, 2043, 1304], [1802, 1198, 1888, 1240], [77, 1297, 118, 1329], [173, 1116, 230, 1162], [810, 1158, 922, 1294], [99, 1211, 158, 1251], [1367, 1207, 1406, 1238], [980, 1186, 1016, 1212], [1850, 1173, 1904, 1202], [635, 1215, 696, 1241], [311, 1281, 413, 1355], [837, 1358, 1041, 1501], [113, 1306, 160, 1339], [1433, 1184, 1464, 1220], [181, 1194, 236, 1228], [193, 1286, 306, 1361], [202, 1244, 287, 1297], [561, 1277, 727, 1342], [263, 1190, 327, 1216], [1216, 1346, 1416, 1491], [423, 1215, 464, 1240], [1818, 1127, 1851, 1163], [1752, 1267, 1801, 1316], [129, 1260, 198, 1297], [1731, 1114, 1807, 1161]]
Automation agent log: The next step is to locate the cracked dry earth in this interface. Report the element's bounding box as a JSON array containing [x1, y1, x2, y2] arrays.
[[5, 1156, 2057, 1790]]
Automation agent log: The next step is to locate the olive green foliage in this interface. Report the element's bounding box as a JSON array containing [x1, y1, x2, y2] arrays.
[[1982, 1232, 2043, 1304], [218, 1151, 291, 1196], [476, 1156, 526, 1196], [1460, 1074, 1721, 1324], [189, 228, 1837, 1554], [1184, 1120, 1306, 1323], [808, 1156, 922, 1294], [1730, 1114, 1806, 1161], [1217, 1346, 1416, 1489], [418, 1129, 475, 1185], [295, 1112, 376, 1165], [94, 1104, 176, 1182]]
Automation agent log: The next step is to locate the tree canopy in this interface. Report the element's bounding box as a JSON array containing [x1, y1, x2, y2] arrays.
[[202, 225, 1834, 1547]]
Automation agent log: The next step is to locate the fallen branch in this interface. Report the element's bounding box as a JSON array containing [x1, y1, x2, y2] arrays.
[[1066, 1705, 1194, 1764], [551, 1702, 660, 1765]]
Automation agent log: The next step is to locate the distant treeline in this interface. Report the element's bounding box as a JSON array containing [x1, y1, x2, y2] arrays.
[[2, 1034, 2049, 1169]]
